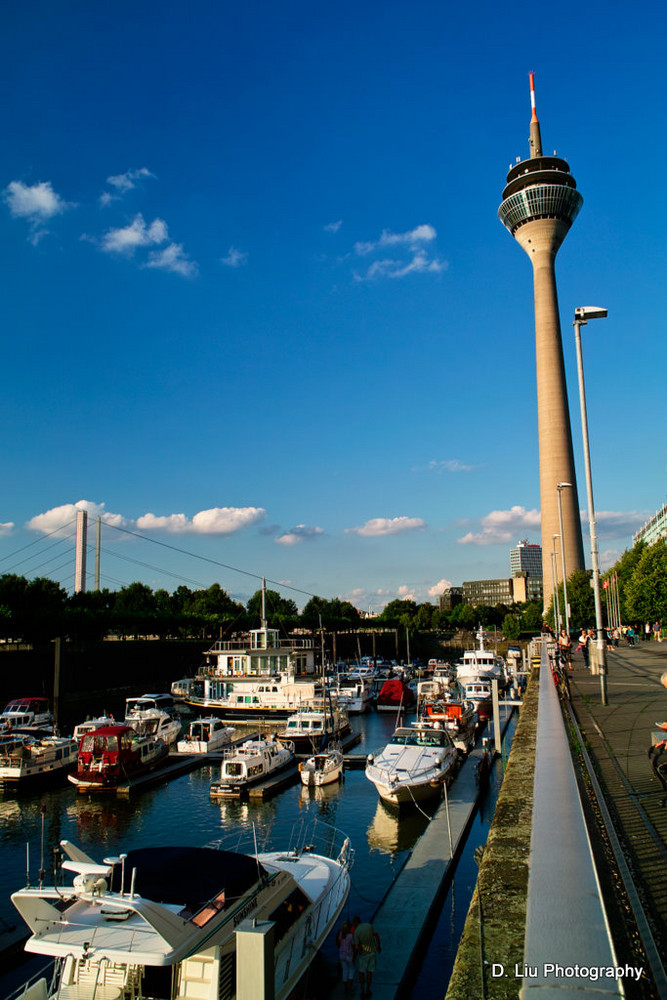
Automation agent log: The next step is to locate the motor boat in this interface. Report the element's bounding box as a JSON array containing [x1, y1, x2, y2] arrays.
[[421, 686, 478, 753], [0, 734, 77, 786], [176, 717, 236, 754], [278, 706, 350, 753], [455, 629, 508, 689], [10, 820, 353, 1000], [0, 697, 54, 735], [365, 721, 458, 808], [299, 746, 344, 787], [72, 716, 117, 740], [210, 736, 295, 798], [68, 725, 169, 791], [375, 678, 416, 713], [124, 694, 182, 745], [329, 673, 374, 714]]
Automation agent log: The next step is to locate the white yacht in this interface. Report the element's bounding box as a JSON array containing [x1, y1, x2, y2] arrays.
[[124, 694, 182, 745], [455, 629, 508, 688], [72, 716, 117, 740], [0, 734, 77, 786], [279, 705, 350, 753], [329, 673, 373, 714], [209, 735, 294, 798], [0, 697, 54, 734], [10, 821, 352, 1000], [176, 718, 236, 754], [365, 722, 458, 808]]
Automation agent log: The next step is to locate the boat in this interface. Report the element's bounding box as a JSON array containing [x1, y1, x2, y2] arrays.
[[209, 735, 295, 798], [68, 725, 169, 791], [278, 705, 351, 753], [299, 746, 344, 787], [329, 672, 374, 714], [176, 717, 236, 754], [0, 734, 77, 786], [375, 677, 416, 713], [72, 716, 117, 740], [462, 679, 494, 721], [177, 582, 319, 722], [455, 628, 508, 688], [124, 693, 182, 745], [365, 721, 458, 808], [421, 687, 478, 753], [10, 819, 353, 1000], [0, 697, 54, 735]]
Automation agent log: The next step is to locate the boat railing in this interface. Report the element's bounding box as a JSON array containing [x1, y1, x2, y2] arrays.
[[206, 637, 314, 652], [208, 818, 354, 871]]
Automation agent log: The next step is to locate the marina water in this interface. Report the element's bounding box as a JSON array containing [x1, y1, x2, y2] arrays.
[[0, 708, 514, 998]]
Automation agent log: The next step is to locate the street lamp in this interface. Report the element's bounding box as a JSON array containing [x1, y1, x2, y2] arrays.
[[556, 483, 572, 636], [573, 306, 608, 705], [551, 535, 562, 632]]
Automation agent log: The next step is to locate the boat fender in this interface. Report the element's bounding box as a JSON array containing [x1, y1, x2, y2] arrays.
[[367, 753, 374, 764], [298, 761, 303, 771]]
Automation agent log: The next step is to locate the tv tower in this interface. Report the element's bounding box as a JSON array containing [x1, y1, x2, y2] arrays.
[[498, 74, 585, 612]]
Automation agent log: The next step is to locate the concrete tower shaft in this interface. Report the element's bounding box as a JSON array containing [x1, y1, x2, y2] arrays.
[[498, 77, 585, 612]]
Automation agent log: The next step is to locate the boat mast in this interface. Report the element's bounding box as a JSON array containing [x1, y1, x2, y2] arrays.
[[260, 577, 267, 629]]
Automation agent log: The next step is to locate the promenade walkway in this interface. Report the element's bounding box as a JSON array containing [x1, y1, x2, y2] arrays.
[[567, 639, 667, 981]]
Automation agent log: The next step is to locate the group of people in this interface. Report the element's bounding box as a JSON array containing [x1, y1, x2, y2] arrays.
[[337, 915, 381, 997]]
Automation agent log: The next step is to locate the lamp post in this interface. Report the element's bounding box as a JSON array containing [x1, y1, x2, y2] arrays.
[[556, 483, 572, 636], [573, 306, 608, 705], [551, 535, 562, 632]]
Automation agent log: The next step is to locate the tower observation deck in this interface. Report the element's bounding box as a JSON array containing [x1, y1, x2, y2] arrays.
[[498, 75, 585, 612]]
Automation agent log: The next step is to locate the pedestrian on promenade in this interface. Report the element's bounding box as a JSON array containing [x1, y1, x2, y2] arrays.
[[645, 622, 651, 641], [337, 921, 356, 995], [613, 627, 620, 648], [627, 626, 636, 647], [578, 628, 590, 668], [558, 629, 573, 670], [353, 915, 381, 999], [653, 621, 662, 643]]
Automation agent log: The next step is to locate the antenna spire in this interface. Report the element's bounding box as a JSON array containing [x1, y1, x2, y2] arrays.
[[529, 72, 543, 158]]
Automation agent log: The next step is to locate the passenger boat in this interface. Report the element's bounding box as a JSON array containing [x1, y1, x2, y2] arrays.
[[365, 721, 458, 808], [124, 693, 182, 745], [68, 725, 169, 791], [177, 582, 319, 722], [278, 705, 350, 753], [176, 717, 236, 754], [455, 628, 508, 688], [0, 734, 77, 786], [10, 820, 352, 1000], [299, 746, 344, 787], [209, 735, 294, 798], [375, 677, 416, 713], [0, 697, 54, 734]]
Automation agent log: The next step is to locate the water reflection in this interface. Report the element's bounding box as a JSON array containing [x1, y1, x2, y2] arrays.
[[298, 778, 343, 825], [367, 799, 436, 855]]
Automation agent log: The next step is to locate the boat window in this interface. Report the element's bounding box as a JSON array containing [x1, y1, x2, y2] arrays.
[[268, 887, 310, 944], [225, 763, 244, 776]]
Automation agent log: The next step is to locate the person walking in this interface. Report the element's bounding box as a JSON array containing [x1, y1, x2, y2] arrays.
[[653, 621, 663, 643], [337, 921, 356, 995], [353, 915, 381, 998], [558, 628, 573, 671], [645, 622, 651, 641], [578, 628, 590, 668]]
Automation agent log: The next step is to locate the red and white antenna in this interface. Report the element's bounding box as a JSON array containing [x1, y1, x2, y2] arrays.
[[528, 72, 543, 158]]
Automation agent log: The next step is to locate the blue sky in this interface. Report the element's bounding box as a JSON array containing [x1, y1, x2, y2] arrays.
[[1, 1, 665, 611]]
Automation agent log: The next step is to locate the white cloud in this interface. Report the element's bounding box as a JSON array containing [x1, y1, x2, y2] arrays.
[[588, 510, 651, 538], [137, 507, 266, 535], [354, 251, 447, 282], [101, 214, 168, 254], [4, 180, 72, 221], [221, 246, 248, 268], [0, 522, 15, 536], [26, 501, 130, 538], [346, 516, 426, 537], [354, 223, 437, 256], [458, 505, 541, 546], [428, 578, 453, 597], [108, 167, 154, 194], [324, 220, 342, 233], [413, 458, 475, 473], [274, 525, 324, 546], [145, 242, 198, 278]]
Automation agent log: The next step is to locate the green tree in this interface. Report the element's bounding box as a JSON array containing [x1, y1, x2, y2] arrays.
[[502, 613, 521, 640], [625, 539, 667, 623], [246, 589, 298, 628]]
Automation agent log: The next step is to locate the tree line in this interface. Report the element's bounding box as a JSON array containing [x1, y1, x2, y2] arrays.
[[0, 573, 544, 645], [546, 538, 667, 630]]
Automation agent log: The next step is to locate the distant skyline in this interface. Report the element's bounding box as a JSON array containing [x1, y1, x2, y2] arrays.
[[1, 2, 665, 611]]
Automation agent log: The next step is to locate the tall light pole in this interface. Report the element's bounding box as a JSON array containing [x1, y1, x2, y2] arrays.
[[551, 535, 562, 631], [573, 306, 608, 705], [556, 483, 572, 635]]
